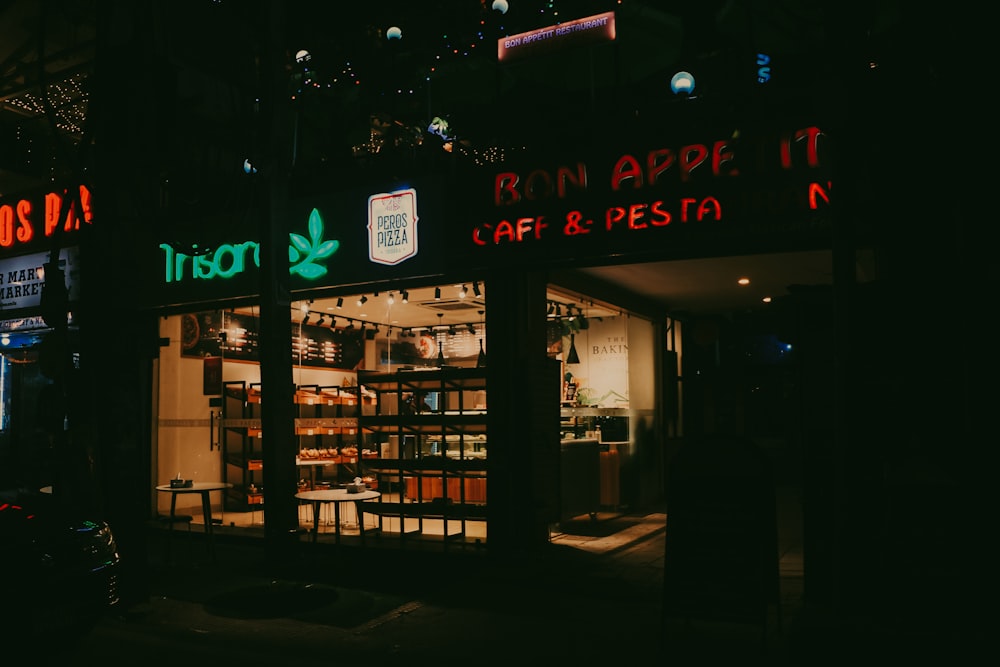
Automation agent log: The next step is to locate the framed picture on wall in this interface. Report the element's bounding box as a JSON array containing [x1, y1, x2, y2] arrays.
[[564, 381, 577, 403]]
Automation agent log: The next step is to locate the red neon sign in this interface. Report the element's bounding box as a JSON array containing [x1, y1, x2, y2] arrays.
[[474, 126, 828, 247], [0, 184, 94, 249]]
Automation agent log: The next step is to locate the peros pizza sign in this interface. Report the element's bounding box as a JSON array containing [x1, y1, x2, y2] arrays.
[[367, 188, 418, 265]]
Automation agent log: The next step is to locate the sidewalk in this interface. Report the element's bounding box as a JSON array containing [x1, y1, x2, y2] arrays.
[[64, 507, 817, 665]]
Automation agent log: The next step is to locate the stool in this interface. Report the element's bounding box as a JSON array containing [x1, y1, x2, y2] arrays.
[[158, 513, 193, 532], [158, 513, 193, 564]]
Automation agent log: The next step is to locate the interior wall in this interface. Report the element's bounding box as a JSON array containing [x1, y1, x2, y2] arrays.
[[156, 312, 367, 516], [156, 315, 227, 514], [626, 315, 662, 507]]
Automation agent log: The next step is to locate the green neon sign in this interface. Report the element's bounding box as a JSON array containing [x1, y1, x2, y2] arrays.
[[160, 208, 339, 284]]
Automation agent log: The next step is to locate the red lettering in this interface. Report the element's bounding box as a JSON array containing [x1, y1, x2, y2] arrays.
[[605, 206, 626, 230], [16, 199, 32, 242], [604, 206, 625, 230], [556, 164, 587, 198], [78, 184, 93, 224], [679, 143, 708, 181], [610, 154, 642, 191], [646, 148, 675, 186], [649, 200, 671, 226], [515, 217, 533, 241], [781, 126, 824, 169], [809, 181, 831, 209], [45, 192, 62, 235], [627, 203, 648, 229], [0, 205, 12, 247], [679, 198, 698, 222], [495, 172, 520, 206], [475, 217, 547, 244], [712, 140, 738, 177], [473, 225, 490, 246], [800, 127, 823, 167], [524, 169, 553, 201], [697, 197, 722, 221], [494, 219, 516, 243]]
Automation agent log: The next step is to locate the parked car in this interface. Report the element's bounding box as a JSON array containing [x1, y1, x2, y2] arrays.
[[0, 484, 121, 647]]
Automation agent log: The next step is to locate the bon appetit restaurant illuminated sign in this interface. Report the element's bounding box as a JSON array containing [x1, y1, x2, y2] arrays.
[[465, 126, 832, 261]]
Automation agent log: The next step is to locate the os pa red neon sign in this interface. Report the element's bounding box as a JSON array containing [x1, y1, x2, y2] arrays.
[[0, 185, 94, 249]]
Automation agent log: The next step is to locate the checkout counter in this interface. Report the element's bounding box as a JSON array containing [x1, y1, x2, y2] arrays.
[[560, 436, 600, 522]]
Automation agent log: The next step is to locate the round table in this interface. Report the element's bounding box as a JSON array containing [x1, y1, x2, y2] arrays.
[[294, 488, 381, 544], [156, 482, 233, 558]]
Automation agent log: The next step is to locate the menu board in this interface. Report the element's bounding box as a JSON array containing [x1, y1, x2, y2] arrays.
[[181, 311, 364, 370]]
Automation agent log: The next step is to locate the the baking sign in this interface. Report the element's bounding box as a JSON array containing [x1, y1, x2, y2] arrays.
[[367, 188, 418, 266]]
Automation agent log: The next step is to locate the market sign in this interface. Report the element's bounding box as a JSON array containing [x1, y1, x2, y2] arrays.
[[0, 247, 80, 310], [469, 126, 831, 252], [498, 11, 616, 63], [367, 188, 418, 266], [0, 185, 93, 251]]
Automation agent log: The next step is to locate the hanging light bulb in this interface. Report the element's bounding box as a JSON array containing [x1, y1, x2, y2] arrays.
[[477, 309, 486, 368]]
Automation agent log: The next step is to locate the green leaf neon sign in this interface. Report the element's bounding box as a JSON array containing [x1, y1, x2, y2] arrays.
[[160, 208, 339, 284], [289, 208, 339, 279]]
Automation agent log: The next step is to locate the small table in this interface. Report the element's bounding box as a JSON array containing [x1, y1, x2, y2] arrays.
[[295, 488, 381, 544], [156, 482, 233, 559]]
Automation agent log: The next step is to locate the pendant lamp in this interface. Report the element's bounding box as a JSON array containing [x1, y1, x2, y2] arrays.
[[566, 333, 580, 364], [476, 339, 487, 367]]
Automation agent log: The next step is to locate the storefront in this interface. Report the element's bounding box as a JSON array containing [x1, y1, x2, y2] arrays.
[[0, 185, 93, 498], [143, 117, 841, 554]]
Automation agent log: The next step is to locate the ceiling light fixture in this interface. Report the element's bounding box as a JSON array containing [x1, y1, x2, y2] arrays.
[[473, 282, 481, 297], [358, 295, 368, 306], [434, 287, 441, 300], [566, 333, 580, 364], [459, 284, 468, 298], [402, 290, 409, 303], [388, 292, 395, 304], [336, 297, 343, 309]]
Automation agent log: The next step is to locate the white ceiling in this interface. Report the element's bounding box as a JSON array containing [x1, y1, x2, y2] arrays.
[[294, 248, 864, 332], [572, 249, 842, 316]]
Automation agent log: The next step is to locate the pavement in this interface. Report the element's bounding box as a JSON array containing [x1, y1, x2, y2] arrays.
[[50, 504, 982, 666]]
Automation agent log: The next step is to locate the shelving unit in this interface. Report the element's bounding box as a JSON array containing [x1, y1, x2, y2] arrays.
[[357, 367, 487, 544], [294, 384, 367, 488], [221, 380, 263, 512]]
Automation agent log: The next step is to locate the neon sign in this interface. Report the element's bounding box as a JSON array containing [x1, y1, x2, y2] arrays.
[[0, 185, 94, 249], [498, 11, 616, 63], [472, 126, 830, 247], [160, 208, 339, 284]]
